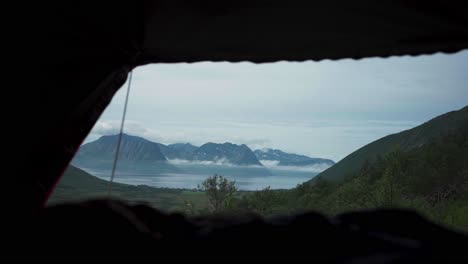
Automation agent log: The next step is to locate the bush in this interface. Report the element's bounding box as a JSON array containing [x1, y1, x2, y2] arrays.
[[198, 174, 237, 213]]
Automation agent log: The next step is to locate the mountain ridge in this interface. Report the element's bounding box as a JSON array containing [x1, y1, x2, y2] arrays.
[[192, 142, 262, 166], [72, 134, 177, 173], [76, 133, 331, 169], [76, 133, 167, 161], [158, 142, 198, 160]]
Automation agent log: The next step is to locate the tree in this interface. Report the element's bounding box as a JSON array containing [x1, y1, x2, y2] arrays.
[[374, 149, 408, 207], [198, 174, 237, 213], [248, 186, 277, 215]]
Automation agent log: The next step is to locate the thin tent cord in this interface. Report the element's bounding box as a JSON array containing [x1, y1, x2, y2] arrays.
[[107, 71, 133, 197]]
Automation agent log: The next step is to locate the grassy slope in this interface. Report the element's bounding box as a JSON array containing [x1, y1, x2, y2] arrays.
[[315, 105, 468, 182], [47, 165, 209, 212]]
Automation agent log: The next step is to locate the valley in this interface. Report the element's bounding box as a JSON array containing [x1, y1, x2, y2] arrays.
[[49, 106, 468, 232]]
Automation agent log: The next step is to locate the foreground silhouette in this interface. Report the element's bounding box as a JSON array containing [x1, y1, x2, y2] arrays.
[[6, 199, 468, 262]]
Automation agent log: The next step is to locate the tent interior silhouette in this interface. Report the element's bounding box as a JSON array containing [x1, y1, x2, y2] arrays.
[[4, 1, 468, 261]]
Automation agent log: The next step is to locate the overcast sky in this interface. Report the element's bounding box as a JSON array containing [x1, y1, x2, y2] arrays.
[[85, 51, 468, 162]]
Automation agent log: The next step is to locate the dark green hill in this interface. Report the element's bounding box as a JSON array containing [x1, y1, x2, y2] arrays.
[[242, 107, 468, 230], [47, 165, 208, 211], [315, 105, 468, 182]]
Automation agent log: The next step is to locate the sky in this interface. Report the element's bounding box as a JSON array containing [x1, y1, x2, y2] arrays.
[[85, 51, 468, 162]]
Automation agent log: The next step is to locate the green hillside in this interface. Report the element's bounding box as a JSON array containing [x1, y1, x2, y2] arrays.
[[315, 106, 468, 182], [291, 128, 468, 230], [234, 107, 468, 231], [48, 165, 209, 212]]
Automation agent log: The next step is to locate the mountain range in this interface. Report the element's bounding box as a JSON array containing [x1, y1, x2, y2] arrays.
[[72, 134, 331, 174], [159, 142, 263, 166]]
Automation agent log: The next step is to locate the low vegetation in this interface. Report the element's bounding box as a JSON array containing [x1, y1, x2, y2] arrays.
[[238, 127, 468, 231]]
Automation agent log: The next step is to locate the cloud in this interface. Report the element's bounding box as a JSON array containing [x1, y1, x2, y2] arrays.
[[166, 158, 331, 172], [167, 158, 263, 168], [258, 160, 281, 167], [259, 160, 332, 173], [91, 120, 120, 135]]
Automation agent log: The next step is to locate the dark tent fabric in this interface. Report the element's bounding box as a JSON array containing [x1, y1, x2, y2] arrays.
[[7, 1, 468, 214], [16, 201, 468, 261], [140, 1, 468, 63], [2, 1, 468, 260]]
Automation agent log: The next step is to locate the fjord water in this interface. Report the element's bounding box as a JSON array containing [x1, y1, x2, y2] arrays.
[[81, 163, 320, 190]]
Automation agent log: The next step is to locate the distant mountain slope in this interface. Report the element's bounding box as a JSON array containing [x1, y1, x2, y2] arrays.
[[254, 149, 334, 167], [158, 143, 198, 160], [315, 105, 468, 182], [76, 134, 166, 161], [72, 134, 178, 173], [192, 143, 263, 166]]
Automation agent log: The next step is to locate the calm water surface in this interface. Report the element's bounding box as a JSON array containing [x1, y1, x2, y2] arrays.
[[81, 164, 319, 190]]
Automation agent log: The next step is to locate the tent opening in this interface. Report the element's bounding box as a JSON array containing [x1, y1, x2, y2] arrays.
[[48, 52, 468, 232]]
